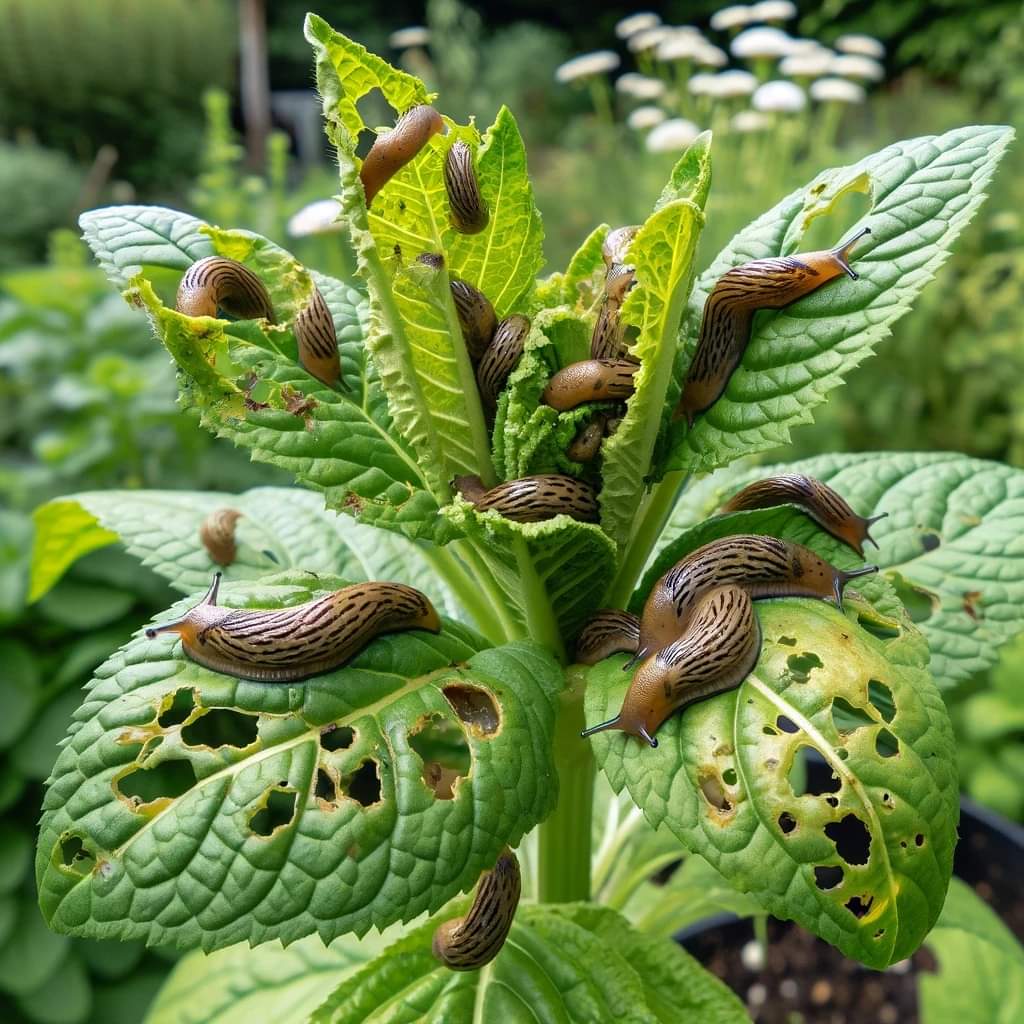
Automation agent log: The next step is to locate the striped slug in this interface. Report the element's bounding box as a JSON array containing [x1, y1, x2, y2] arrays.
[[476, 314, 530, 411], [455, 473, 599, 524], [675, 226, 871, 427], [294, 284, 342, 389], [584, 585, 761, 747], [634, 534, 877, 664], [541, 358, 639, 412], [359, 105, 445, 207], [721, 474, 887, 558], [432, 848, 521, 971], [416, 254, 497, 362], [602, 225, 639, 269], [145, 574, 441, 682], [444, 140, 489, 234], [590, 264, 637, 361], [199, 508, 243, 567], [575, 609, 640, 665], [176, 256, 276, 322]]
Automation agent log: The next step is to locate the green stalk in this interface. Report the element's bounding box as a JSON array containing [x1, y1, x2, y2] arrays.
[[452, 538, 522, 642], [420, 544, 507, 645], [513, 536, 566, 663]]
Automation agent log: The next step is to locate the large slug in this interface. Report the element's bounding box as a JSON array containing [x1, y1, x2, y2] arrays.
[[359, 105, 445, 206]]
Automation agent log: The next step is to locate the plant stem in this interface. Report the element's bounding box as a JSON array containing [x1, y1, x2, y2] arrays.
[[420, 544, 507, 645], [452, 538, 521, 642], [513, 537, 566, 663], [537, 666, 594, 904]]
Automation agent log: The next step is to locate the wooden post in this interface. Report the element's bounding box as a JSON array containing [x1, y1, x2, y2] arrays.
[[238, 0, 271, 169]]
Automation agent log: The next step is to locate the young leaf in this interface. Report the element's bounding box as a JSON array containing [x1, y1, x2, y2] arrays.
[[37, 574, 561, 951], [585, 596, 957, 969], [534, 222, 610, 308], [669, 124, 1014, 474], [310, 903, 748, 1024]]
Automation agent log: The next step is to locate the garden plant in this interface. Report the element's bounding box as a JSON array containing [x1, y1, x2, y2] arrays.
[[28, 13, 1024, 1021]]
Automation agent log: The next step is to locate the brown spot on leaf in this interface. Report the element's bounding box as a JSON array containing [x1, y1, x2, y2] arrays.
[[962, 590, 983, 621]]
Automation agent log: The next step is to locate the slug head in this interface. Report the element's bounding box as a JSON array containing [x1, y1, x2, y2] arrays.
[[145, 574, 232, 646], [832, 564, 879, 607], [581, 653, 666, 748], [416, 599, 443, 634], [452, 474, 487, 505], [803, 225, 872, 282], [831, 511, 888, 557]]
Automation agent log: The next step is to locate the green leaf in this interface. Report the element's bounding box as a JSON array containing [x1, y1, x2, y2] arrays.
[[669, 125, 1014, 474], [585, 596, 957, 969], [920, 877, 1024, 1023], [37, 574, 561, 951], [311, 902, 748, 1024], [0, 894, 70, 996], [0, 823, 32, 894], [535, 223, 610, 308], [0, 638, 40, 750], [29, 501, 118, 603], [599, 135, 710, 547], [13, 689, 86, 781], [16, 950, 92, 1024], [0, 509, 33, 622]]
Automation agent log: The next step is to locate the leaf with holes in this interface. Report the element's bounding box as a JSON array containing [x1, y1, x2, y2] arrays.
[[36, 573, 561, 950], [585, 593, 957, 968], [310, 902, 748, 1023], [667, 124, 1014, 474], [30, 487, 464, 620]]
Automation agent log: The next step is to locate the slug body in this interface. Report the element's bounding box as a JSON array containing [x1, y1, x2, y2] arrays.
[[456, 473, 599, 524], [635, 534, 877, 663], [583, 585, 761, 747], [199, 508, 243, 566], [450, 278, 497, 362], [145, 574, 441, 682], [721, 474, 887, 557], [476, 314, 530, 411], [675, 227, 871, 426], [575, 609, 640, 665], [432, 848, 521, 971], [567, 414, 608, 463], [359, 105, 445, 207], [294, 284, 342, 388], [591, 263, 637, 361], [444, 140, 489, 234], [176, 257, 276, 322], [541, 359, 639, 412]]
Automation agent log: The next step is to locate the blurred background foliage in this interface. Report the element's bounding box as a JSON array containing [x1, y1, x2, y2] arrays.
[[0, 1, 1022, 1020]]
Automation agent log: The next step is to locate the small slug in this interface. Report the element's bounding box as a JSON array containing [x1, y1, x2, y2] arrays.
[[176, 256, 276, 322], [575, 609, 640, 665], [199, 508, 243, 566], [450, 279, 497, 362], [721, 474, 887, 558], [359, 104, 445, 207], [590, 264, 637, 361], [432, 847, 521, 971], [602, 225, 639, 269], [583, 585, 760, 747], [541, 359, 639, 412], [294, 284, 342, 389], [675, 226, 871, 426], [476, 314, 530, 411], [444, 140, 489, 234], [634, 534, 877, 664], [566, 414, 608, 463], [145, 574, 441, 682], [456, 473, 599, 524]]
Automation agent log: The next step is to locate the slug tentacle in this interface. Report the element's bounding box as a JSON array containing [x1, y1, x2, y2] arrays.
[[575, 609, 640, 665], [359, 105, 445, 207], [541, 359, 639, 412], [176, 257, 275, 322], [444, 140, 489, 234], [199, 508, 243, 566], [456, 474, 599, 524], [294, 284, 343, 389]]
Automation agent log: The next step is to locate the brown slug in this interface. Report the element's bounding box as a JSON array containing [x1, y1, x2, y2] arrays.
[[359, 105, 445, 207], [199, 508, 243, 567], [541, 359, 639, 412], [176, 256, 276, 322], [450, 278, 497, 362], [575, 609, 641, 665], [455, 473, 599, 524], [476, 314, 530, 411], [590, 263, 638, 361], [294, 283, 342, 389], [444, 140, 489, 234]]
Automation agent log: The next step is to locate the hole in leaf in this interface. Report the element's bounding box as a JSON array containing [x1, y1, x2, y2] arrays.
[[315, 768, 337, 803], [814, 865, 844, 890], [58, 834, 94, 872], [321, 725, 355, 751], [250, 788, 297, 836], [699, 773, 732, 812], [181, 708, 259, 749], [885, 572, 938, 623], [263, 549, 280, 564], [443, 684, 499, 735], [763, 726, 778, 736], [777, 636, 797, 647], [826, 796, 839, 808], [789, 745, 839, 797], [832, 696, 875, 733], [874, 928, 886, 939], [722, 767, 738, 786], [876, 728, 899, 758], [778, 812, 797, 834], [787, 652, 823, 683], [776, 716, 799, 734], [915, 833, 925, 847], [846, 895, 874, 918], [409, 713, 470, 801], [117, 760, 196, 804], [825, 814, 872, 865], [342, 759, 382, 807], [837, 747, 849, 760], [867, 680, 896, 723], [920, 531, 941, 552], [157, 688, 196, 728]]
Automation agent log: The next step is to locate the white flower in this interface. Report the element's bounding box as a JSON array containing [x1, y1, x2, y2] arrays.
[[389, 26, 430, 49], [780, 49, 834, 78], [810, 76, 866, 103], [645, 118, 701, 152], [627, 105, 667, 129], [287, 199, 342, 237], [555, 51, 620, 83], [835, 33, 885, 59], [830, 54, 884, 81], [656, 32, 706, 62], [714, 69, 758, 97], [615, 73, 666, 100], [786, 37, 828, 55], [752, 79, 806, 111], [710, 5, 756, 32], [688, 72, 719, 97], [695, 43, 729, 67], [628, 26, 674, 52], [732, 109, 771, 132], [750, 0, 797, 21], [615, 12, 661, 39], [730, 26, 796, 58]]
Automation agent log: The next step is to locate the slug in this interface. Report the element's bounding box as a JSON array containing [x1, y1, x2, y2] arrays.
[[444, 140, 489, 234], [176, 256, 276, 322], [583, 585, 761, 747], [541, 359, 639, 412], [455, 473, 599, 524], [566, 414, 608, 463], [294, 283, 342, 389], [416, 254, 497, 362], [602, 225, 639, 268], [634, 534, 877, 664], [675, 226, 871, 426], [590, 264, 637, 361], [359, 104, 445, 207], [145, 573, 441, 682], [476, 314, 530, 411], [721, 474, 887, 557], [199, 508, 243, 567], [575, 609, 640, 665], [432, 848, 521, 971]]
